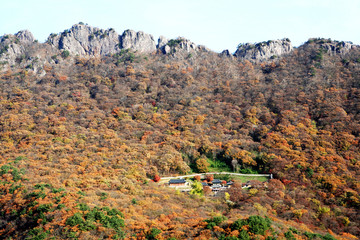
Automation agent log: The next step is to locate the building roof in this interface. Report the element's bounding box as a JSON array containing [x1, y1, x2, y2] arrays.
[[227, 181, 234, 185], [169, 179, 186, 184], [212, 179, 222, 184]]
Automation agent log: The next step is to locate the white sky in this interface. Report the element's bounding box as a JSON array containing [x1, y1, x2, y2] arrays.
[[1, 0, 359, 53]]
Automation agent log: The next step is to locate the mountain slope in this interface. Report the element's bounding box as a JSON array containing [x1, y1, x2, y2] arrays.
[[0, 24, 359, 239]]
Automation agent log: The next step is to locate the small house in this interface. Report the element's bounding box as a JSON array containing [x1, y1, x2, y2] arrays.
[[168, 179, 186, 187]]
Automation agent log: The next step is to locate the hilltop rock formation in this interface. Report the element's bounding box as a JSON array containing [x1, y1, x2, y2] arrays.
[[219, 49, 232, 58], [159, 37, 209, 58], [0, 30, 37, 66], [304, 38, 356, 56], [120, 30, 156, 53], [1, 23, 359, 70], [157, 36, 168, 50], [47, 24, 121, 56], [0, 24, 216, 64], [47, 24, 158, 57], [234, 38, 293, 62], [15, 30, 35, 44]]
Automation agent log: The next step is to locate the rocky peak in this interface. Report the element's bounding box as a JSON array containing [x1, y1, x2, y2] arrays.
[[47, 23, 121, 56], [219, 49, 232, 58], [15, 30, 35, 43], [305, 38, 356, 56], [0, 31, 35, 66], [159, 37, 208, 58], [120, 30, 156, 53], [47, 24, 158, 56], [234, 38, 293, 62], [157, 36, 168, 49]]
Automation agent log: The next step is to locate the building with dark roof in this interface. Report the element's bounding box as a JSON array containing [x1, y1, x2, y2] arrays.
[[212, 179, 222, 185], [168, 179, 186, 187], [201, 182, 209, 187]]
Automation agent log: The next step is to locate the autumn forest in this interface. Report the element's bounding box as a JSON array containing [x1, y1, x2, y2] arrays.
[[0, 30, 359, 239]]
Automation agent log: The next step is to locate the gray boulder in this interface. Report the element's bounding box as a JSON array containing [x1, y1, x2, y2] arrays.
[[234, 38, 293, 62]]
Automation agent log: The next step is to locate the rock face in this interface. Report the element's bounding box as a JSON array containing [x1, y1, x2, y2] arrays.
[[44, 24, 211, 58], [234, 38, 293, 62], [15, 30, 35, 44], [159, 37, 209, 58], [305, 38, 356, 56], [47, 24, 158, 56], [3, 23, 359, 73], [0, 30, 36, 66], [157, 36, 168, 49], [2, 23, 211, 68], [47, 24, 121, 56], [219, 49, 232, 58], [120, 30, 156, 52], [0, 32, 47, 76]]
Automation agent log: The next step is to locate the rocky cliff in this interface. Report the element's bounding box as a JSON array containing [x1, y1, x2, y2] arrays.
[[158, 37, 209, 58], [304, 38, 356, 56], [234, 38, 293, 62], [15, 30, 35, 44], [0, 30, 36, 66], [0, 23, 210, 71], [47, 24, 158, 56], [1, 24, 359, 70], [120, 30, 156, 53], [47, 24, 121, 56]]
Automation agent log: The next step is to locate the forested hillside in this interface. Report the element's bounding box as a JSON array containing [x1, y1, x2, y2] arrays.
[[0, 25, 359, 239]]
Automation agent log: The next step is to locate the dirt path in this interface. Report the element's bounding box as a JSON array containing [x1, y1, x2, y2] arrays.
[[160, 172, 273, 180]]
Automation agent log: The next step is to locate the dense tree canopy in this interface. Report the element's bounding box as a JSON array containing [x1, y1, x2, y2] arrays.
[[0, 38, 359, 239]]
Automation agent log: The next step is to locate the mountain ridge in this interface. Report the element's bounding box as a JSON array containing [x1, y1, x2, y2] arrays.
[[1, 23, 358, 66]]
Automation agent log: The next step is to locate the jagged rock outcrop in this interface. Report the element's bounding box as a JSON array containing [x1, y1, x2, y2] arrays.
[[305, 38, 356, 56], [234, 38, 293, 62], [47, 24, 121, 56], [157, 36, 168, 50], [0, 31, 49, 76], [15, 30, 34, 44], [47, 24, 158, 56], [2, 23, 358, 73], [0, 30, 36, 66], [159, 37, 209, 58], [120, 30, 156, 53], [219, 49, 232, 58]]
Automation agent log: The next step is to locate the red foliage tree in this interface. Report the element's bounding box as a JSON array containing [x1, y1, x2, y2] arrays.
[[153, 175, 161, 182], [194, 175, 201, 181], [205, 174, 214, 182]]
